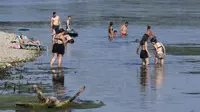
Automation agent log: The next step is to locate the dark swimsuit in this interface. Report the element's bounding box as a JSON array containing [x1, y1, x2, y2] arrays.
[[140, 43, 148, 59], [52, 38, 65, 55], [140, 50, 148, 59], [53, 25, 60, 34]]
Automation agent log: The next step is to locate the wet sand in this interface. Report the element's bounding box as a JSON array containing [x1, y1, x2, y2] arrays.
[[0, 31, 40, 69]]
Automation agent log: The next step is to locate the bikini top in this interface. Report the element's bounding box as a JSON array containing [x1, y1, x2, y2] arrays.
[[156, 43, 164, 53], [108, 26, 113, 33], [64, 35, 70, 40]]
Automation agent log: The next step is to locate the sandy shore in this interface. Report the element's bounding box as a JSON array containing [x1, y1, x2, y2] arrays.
[[0, 31, 40, 70]]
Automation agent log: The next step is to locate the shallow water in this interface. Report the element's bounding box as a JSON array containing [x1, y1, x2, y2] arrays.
[[1, 0, 200, 112]]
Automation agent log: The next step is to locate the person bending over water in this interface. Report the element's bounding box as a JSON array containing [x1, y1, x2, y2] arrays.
[[150, 38, 166, 65], [136, 36, 150, 65], [51, 12, 61, 35], [143, 25, 157, 41], [120, 21, 128, 37], [50, 28, 68, 68], [66, 16, 71, 31]]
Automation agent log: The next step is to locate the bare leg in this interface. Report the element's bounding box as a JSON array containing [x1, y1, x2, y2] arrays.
[[108, 34, 113, 40], [145, 58, 149, 65], [142, 59, 145, 65], [58, 54, 63, 68], [160, 58, 164, 65], [154, 58, 158, 65], [50, 53, 57, 68]]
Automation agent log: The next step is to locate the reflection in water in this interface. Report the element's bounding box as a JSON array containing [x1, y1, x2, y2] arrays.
[[52, 68, 65, 98], [138, 65, 166, 109], [139, 65, 149, 92], [138, 65, 149, 110], [51, 68, 72, 112], [151, 64, 165, 90]]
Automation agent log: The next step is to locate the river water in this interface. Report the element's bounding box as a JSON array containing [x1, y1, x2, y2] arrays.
[[1, 0, 200, 112]]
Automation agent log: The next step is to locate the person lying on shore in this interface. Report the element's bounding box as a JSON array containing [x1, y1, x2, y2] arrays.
[[19, 34, 41, 45], [11, 35, 41, 49]]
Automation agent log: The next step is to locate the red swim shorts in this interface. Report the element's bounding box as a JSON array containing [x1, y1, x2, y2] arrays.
[[121, 33, 127, 36]]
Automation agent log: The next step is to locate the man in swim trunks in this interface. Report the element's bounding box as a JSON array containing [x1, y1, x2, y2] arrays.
[[66, 16, 71, 31], [120, 22, 128, 37], [51, 12, 61, 35]]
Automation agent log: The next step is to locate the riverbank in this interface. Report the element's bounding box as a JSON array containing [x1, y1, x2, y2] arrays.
[[0, 31, 40, 70]]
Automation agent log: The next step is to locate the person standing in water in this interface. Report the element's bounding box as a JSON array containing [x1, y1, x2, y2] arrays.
[[120, 21, 128, 37], [150, 37, 166, 65], [51, 12, 61, 36], [50, 28, 67, 68], [142, 25, 157, 41], [136, 36, 151, 65], [108, 22, 114, 40], [66, 16, 71, 31]]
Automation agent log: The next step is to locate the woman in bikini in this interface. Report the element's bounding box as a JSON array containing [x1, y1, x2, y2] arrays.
[[150, 37, 166, 65], [136, 36, 151, 65], [108, 22, 114, 40]]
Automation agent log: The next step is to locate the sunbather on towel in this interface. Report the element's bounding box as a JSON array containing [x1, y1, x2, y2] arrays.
[[20, 34, 41, 45]]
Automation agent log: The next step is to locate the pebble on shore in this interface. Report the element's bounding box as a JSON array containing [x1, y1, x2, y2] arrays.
[[0, 31, 40, 70]]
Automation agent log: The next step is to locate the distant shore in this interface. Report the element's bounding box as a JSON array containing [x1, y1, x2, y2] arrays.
[[0, 31, 40, 70]]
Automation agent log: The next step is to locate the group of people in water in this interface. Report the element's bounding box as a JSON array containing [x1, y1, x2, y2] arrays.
[[49, 11, 166, 68], [108, 22, 166, 65], [108, 21, 129, 40], [50, 12, 74, 68]]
